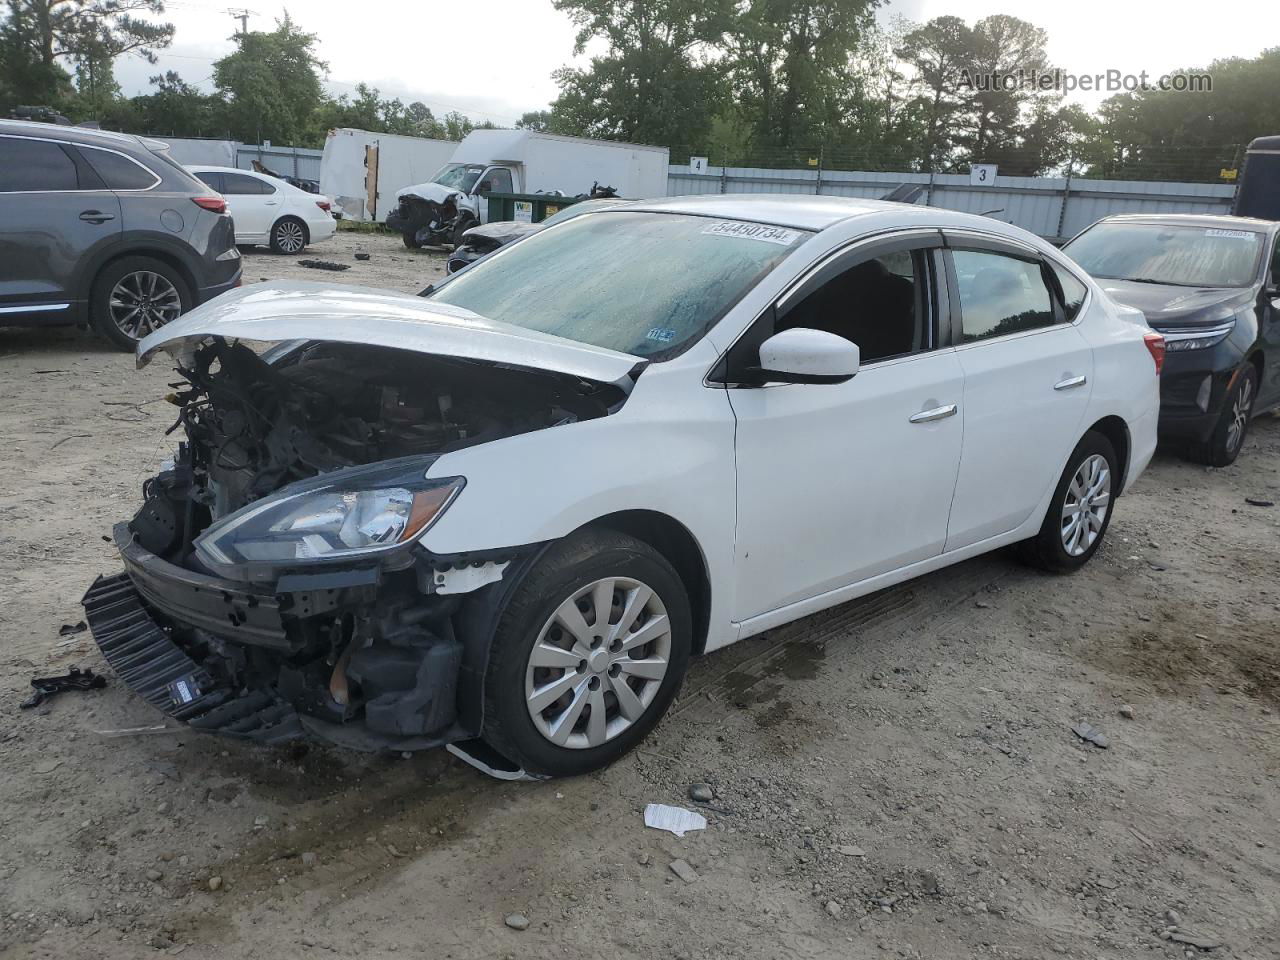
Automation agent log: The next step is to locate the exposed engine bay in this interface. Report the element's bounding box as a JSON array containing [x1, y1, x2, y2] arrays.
[[89, 338, 625, 752]]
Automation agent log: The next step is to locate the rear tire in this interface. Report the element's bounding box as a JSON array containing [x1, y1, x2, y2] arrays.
[[269, 216, 308, 254], [481, 529, 692, 778], [90, 256, 192, 352], [1018, 430, 1118, 573], [1186, 365, 1257, 467], [401, 232, 422, 249]]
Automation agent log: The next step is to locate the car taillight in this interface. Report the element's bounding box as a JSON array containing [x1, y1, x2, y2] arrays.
[[192, 195, 227, 214], [315, 200, 331, 212], [1143, 332, 1166, 375]]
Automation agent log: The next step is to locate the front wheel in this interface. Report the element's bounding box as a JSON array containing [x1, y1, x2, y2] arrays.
[[1019, 430, 1118, 573], [481, 529, 692, 777], [1187, 365, 1257, 467]]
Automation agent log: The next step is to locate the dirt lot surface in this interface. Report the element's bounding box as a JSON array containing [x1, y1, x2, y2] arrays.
[[2, 230, 1279, 960]]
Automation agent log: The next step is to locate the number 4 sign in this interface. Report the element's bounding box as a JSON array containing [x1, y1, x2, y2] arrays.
[[970, 164, 997, 186], [689, 156, 709, 175]]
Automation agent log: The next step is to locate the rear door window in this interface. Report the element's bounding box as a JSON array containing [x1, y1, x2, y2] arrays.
[[951, 250, 1056, 342], [0, 137, 78, 192], [222, 173, 274, 195], [80, 147, 159, 190]]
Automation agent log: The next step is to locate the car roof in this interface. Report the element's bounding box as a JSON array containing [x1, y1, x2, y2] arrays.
[[188, 165, 270, 176], [0, 119, 162, 151], [1093, 212, 1278, 233]]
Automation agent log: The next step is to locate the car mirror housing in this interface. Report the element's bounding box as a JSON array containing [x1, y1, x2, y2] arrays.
[[750, 328, 860, 385]]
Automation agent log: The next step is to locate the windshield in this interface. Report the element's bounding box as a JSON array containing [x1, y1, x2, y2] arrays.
[[431, 211, 809, 358], [432, 163, 485, 192], [1064, 222, 1263, 287]]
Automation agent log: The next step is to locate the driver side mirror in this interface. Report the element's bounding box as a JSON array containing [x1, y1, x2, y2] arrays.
[[748, 328, 860, 385]]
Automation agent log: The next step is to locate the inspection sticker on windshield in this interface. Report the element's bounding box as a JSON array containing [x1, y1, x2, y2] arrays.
[[646, 327, 676, 343], [1205, 228, 1256, 239], [703, 221, 801, 245]]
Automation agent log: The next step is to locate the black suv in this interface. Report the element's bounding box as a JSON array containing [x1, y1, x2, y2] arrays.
[[0, 121, 241, 350], [1063, 214, 1280, 466]]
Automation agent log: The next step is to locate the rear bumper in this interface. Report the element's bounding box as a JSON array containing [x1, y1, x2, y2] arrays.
[[194, 267, 241, 306]]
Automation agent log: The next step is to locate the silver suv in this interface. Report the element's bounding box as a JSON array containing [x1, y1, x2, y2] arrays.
[[0, 120, 242, 350]]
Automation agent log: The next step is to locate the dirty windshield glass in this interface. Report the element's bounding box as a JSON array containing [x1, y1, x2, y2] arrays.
[[432, 164, 485, 192], [430, 211, 809, 357], [1064, 222, 1263, 287]]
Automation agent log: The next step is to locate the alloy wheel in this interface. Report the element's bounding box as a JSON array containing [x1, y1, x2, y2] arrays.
[[524, 577, 671, 749], [274, 220, 305, 253], [1226, 375, 1254, 455], [109, 271, 182, 341], [1060, 453, 1110, 557]]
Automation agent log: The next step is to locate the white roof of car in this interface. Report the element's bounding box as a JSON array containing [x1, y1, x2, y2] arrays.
[[624, 193, 1038, 239], [187, 164, 272, 175]]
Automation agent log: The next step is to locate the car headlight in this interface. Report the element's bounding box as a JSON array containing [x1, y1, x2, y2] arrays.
[[1160, 318, 1236, 352], [193, 457, 463, 580]]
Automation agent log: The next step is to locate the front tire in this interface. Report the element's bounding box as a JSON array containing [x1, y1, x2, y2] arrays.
[[1019, 430, 1118, 573], [1187, 365, 1257, 467], [90, 256, 192, 351], [269, 216, 308, 254], [482, 529, 692, 777]]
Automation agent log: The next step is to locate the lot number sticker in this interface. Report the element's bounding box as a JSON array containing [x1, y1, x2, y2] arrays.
[[1205, 229, 1256, 239], [703, 221, 801, 245]]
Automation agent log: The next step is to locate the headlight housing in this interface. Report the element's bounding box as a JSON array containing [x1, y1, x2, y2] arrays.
[[1160, 318, 1236, 352], [194, 457, 463, 581]]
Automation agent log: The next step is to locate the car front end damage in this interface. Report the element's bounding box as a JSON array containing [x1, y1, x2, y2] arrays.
[[82, 287, 638, 762]]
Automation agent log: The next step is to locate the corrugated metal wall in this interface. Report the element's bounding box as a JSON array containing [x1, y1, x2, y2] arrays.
[[666, 166, 1236, 240], [234, 145, 324, 182]]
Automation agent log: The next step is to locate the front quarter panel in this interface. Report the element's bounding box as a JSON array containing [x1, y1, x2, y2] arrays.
[[421, 338, 739, 649]]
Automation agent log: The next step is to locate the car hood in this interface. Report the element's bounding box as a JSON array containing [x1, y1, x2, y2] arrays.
[[1097, 280, 1255, 328], [136, 281, 645, 386], [396, 181, 463, 204], [463, 220, 542, 245]]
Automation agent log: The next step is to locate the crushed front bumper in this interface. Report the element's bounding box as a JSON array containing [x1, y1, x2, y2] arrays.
[[83, 523, 470, 752]]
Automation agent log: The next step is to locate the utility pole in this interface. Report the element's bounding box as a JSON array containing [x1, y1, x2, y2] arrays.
[[226, 8, 253, 34]]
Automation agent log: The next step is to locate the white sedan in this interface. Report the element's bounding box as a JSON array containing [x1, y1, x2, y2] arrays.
[[187, 164, 336, 254], [89, 195, 1161, 780]]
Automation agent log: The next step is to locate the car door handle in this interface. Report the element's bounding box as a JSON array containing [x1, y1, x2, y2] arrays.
[[1053, 375, 1087, 391], [79, 210, 114, 223], [265, 200, 279, 205], [909, 403, 958, 424]]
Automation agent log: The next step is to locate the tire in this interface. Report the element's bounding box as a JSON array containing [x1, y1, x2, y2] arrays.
[[481, 529, 692, 777], [1019, 430, 1119, 573], [451, 216, 478, 248], [1186, 365, 1257, 467], [269, 216, 308, 254], [402, 232, 422, 249], [90, 256, 192, 352]]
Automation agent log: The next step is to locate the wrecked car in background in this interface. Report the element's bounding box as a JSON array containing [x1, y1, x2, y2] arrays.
[[447, 197, 633, 274], [85, 196, 1160, 779]]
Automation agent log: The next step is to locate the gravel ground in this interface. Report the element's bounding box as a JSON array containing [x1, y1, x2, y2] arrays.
[[1, 231, 1278, 959]]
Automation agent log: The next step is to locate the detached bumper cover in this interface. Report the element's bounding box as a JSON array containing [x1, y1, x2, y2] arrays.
[[82, 572, 304, 742]]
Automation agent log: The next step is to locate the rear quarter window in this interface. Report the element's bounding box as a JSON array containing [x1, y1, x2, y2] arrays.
[[80, 147, 159, 190], [1051, 262, 1089, 321]]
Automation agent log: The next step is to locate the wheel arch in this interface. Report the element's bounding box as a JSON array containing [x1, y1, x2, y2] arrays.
[[1085, 415, 1131, 493], [582, 510, 713, 657], [84, 244, 198, 308], [1247, 348, 1264, 383]]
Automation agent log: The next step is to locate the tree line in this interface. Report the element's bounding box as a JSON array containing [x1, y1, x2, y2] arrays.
[[3, 0, 1279, 182]]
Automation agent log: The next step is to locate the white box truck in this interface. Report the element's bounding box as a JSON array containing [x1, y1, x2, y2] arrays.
[[386, 129, 669, 247], [319, 128, 458, 223]]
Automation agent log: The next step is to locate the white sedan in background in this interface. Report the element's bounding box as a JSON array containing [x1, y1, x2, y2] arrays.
[[187, 165, 336, 254], [90, 195, 1161, 780]]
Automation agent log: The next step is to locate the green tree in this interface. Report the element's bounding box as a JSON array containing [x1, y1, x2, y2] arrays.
[[547, 0, 732, 148], [0, 1, 73, 111], [130, 70, 223, 135], [213, 13, 325, 144], [958, 15, 1052, 164], [723, 0, 882, 158], [896, 16, 973, 171]]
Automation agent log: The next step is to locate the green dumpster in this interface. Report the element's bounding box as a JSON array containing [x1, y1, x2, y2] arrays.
[[482, 192, 584, 224]]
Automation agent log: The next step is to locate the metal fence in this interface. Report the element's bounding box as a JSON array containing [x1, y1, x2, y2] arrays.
[[666, 166, 1236, 241], [233, 144, 323, 182]]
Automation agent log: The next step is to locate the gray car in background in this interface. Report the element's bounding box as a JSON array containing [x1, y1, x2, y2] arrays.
[[0, 120, 242, 350]]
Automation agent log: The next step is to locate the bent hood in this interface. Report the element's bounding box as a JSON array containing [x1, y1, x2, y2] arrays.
[[1097, 280, 1255, 328], [396, 181, 463, 204], [136, 281, 645, 386]]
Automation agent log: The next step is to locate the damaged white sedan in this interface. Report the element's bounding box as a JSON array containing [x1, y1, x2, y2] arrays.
[[84, 196, 1161, 778]]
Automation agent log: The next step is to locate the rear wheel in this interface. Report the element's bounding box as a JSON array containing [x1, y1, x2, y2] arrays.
[[1187, 365, 1257, 467], [1019, 430, 1118, 572], [482, 529, 692, 777], [401, 231, 423, 249], [269, 216, 308, 254], [90, 256, 192, 351]]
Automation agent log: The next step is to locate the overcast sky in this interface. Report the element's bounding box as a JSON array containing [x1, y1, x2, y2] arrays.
[[112, 0, 1275, 123]]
